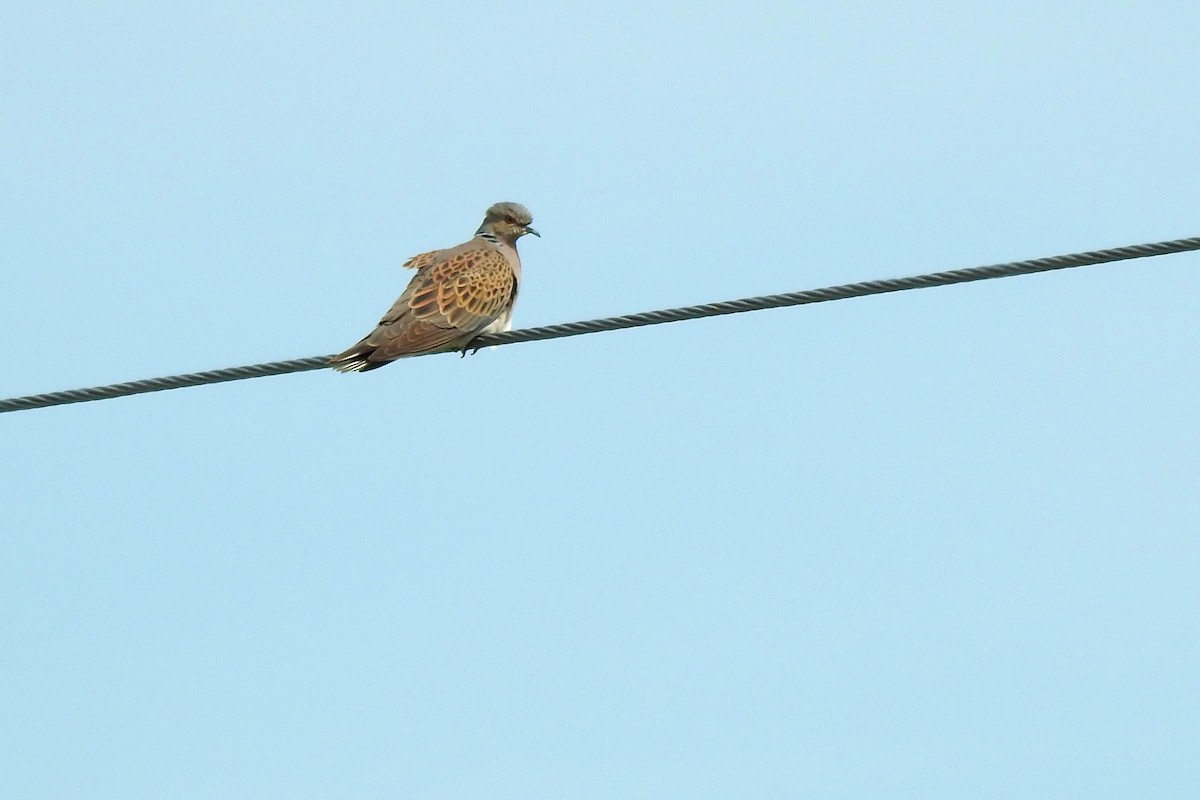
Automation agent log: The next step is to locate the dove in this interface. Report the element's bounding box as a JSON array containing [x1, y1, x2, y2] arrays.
[[331, 202, 538, 372]]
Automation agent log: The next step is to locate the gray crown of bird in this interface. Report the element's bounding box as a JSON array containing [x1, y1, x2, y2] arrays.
[[330, 202, 538, 373]]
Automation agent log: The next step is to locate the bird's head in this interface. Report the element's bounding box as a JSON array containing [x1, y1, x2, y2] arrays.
[[478, 202, 539, 242]]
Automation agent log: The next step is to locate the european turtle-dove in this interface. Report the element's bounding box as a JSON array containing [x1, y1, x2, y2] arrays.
[[330, 202, 538, 372]]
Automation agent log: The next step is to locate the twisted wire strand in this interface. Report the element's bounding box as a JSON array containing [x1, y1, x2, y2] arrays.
[[3, 235, 1198, 414]]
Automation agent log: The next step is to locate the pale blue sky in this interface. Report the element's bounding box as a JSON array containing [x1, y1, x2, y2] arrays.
[[3, 2, 1199, 798]]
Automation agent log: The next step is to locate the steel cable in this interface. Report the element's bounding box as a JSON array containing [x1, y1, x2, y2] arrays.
[[3, 235, 1198, 414]]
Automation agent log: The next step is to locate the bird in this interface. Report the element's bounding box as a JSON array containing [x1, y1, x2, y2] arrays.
[[330, 202, 538, 373]]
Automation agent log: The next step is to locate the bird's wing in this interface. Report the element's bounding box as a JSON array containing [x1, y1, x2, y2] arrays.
[[355, 244, 516, 361]]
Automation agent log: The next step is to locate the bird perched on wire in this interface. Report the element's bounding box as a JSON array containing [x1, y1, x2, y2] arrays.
[[330, 202, 539, 372]]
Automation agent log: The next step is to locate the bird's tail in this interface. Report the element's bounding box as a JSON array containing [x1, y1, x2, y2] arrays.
[[328, 342, 383, 373]]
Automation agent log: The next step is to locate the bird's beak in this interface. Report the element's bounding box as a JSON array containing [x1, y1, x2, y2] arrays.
[[525, 226, 540, 238]]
